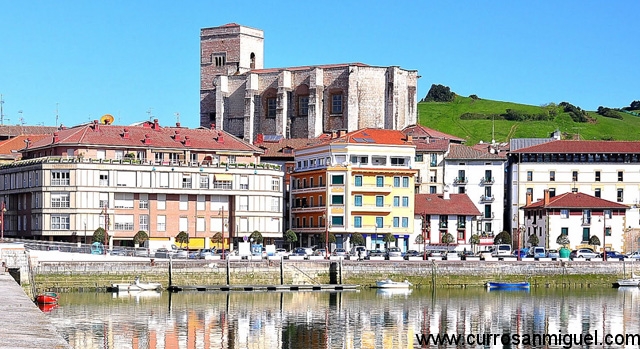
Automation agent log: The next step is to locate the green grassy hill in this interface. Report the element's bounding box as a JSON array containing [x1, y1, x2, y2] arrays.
[[417, 96, 640, 144]]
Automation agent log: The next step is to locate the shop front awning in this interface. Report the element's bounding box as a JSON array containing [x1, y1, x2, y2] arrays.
[[215, 174, 233, 181]]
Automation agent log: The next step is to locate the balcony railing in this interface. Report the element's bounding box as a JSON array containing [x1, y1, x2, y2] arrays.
[[582, 217, 591, 226], [457, 223, 466, 229], [480, 194, 495, 202], [453, 177, 468, 185], [480, 177, 495, 185], [439, 222, 448, 229], [480, 212, 495, 220]]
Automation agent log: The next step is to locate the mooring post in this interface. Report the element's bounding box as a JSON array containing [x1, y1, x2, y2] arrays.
[[280, 259, 284, 285], [339, 258, 343, 284], [168, 257, 173, 288], [226, 257, 230, 285]]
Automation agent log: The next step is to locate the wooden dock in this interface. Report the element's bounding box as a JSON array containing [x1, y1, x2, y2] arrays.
[[167, 284, 359, 292]]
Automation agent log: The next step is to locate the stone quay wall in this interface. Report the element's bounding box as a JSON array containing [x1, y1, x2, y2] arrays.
[[30, 259, 637, 292]]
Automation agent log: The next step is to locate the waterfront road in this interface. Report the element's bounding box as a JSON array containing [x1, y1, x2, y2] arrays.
[[0, 273, 70, 349]]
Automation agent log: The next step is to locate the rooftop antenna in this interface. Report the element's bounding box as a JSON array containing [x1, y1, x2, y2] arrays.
[[55, 103, 59, 128], [0, 94, 4, 125], [175, 112, 180, 124], [491, 115, 495, 145], [147, 108, 153, 122]]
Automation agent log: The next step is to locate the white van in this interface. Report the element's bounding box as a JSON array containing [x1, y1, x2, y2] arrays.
[[491, 244, 512, 256]]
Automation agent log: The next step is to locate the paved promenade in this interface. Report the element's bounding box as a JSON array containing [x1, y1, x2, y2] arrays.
[[0, 273, 70, 349]]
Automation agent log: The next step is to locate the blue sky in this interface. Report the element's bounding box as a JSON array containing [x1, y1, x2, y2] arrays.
[[0, 0, 637, 129]]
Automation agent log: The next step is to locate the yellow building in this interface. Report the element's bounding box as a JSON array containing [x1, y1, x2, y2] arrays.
[[290, 129, 417, 252]]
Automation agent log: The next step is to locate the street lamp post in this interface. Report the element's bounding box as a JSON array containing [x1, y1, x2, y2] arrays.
[[422, 214, 428, 260], [220, 208, 226, 260], [323, 212, 329, 259], [84, 222, 87, 245], [0, 201, 5, 241], [603, 210, 608, 261]]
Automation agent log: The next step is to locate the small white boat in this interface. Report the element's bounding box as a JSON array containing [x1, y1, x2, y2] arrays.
[[375, 279, 412, 289], [112, 276, 162, 292], [616, 273, 640, 287], [376, 288, 413, 297]]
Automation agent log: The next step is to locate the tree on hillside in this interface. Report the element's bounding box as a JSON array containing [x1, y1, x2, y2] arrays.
[[422, 84, 456, 102], [494, 231, 512, 245]]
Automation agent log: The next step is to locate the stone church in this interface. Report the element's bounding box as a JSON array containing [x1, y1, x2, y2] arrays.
[[200, 23, 419, 141]]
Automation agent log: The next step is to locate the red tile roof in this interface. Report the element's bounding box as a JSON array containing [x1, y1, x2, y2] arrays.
[[415, 193, 482, 215], [511, 140, 640, 154], [25, 120, 262, 154], [447, 144, 506, 160], [402, 124, 465, 143], [0, 135, 50, 160], [524, 192, 628, 210], [304, 128, 414, 150], [414, 138, 450, 152], [0, 125, 57, 137], [255, 138, 322, 158]]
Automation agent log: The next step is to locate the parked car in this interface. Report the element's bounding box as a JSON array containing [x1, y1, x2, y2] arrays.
[[428, 250, 446, 258], [109, 248, 128, 256], [368, 249, 386, 258], [547, 249, 560, 259], [386, 247, 402, 258], [197, 249, 215, 259], [513, 248, 529, 259], [174, 249, 189, 259], [491, 244, 512, 257], [332, 248, 348, 257], [134, 247, 150, 257], [528, 246, 546, 259], [275, 248, 289, 257], [570, 248, 598, 259], [154, 248, 172, 259], [291, 247, 308, 257], [600, 251, 627, 260], [628, 251, 640, 259], [404, 250, 422, 259], [313, 249, 327, 257]]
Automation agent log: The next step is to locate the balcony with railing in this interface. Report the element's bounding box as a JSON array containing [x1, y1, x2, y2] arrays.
[[351, 204, 393, 213], [350, 184, 394, 193], [480, 177, 495, 185], [290, 183, 326, 194], [453, 177, 468, 185], [582, 217, 591, 226], [438, 221, 448, 229], [480, 194, 495, 203], [479, 212, 495, 220], [290, 224, 326, 233], [457, 222, 466, 230], [290, 204, 326, 213]]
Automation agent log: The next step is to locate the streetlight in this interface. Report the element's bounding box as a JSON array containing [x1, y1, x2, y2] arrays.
[[323, 211, 329, 259], [602, 210, 608, 261], [219, 208, 226, 260], [0, 201, 5, 241], [422, 213, 429, 260]]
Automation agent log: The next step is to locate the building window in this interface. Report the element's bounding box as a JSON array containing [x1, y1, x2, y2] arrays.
[[200, 176, 209, 189], [393, 177, 400, 187], [484, 205, 492, 219], [415, 154, 423, 162], [572, 171, 578, 182], [617, 188, 624, 202], [139, 194, 148, 209], [267, 98, 277, 118], [582, 228, 589, 242], [331, 216, 344, 226], [332, 195, 344, 205], [114, 193, 134, 209], [157, 215, 166, 232], [376, 176, 384, 187], [239, 176, 249, 190], [549, 188, 556, 197], [393, 196, 399, 207], [618, 171, 624, 182], [375, 196, 384, 207], [402, 196, 409, 207], [182, 174, 192, 189], [429, 186, 437, 194], [299, 96, 309, 116], [402, 217, 409, 228], [354, 175, 362, 187], [114, 215, 134, 231], [157, 194, 166, 210], [594, 188, 601, 198], [239, 196, 248, 211], [212, 53, 226, 66], [51, 171, 70, 186], [458, 186, 465, 194], [375, 217, 383, 228], [272, 178, 280, 191], [561, 209, 569, 218], [50, 192, 70, 208], [393, 217, 400, 228], [561, 227, 568, 236], [402, 176, 409, 187], [430, 154, 437, 167], [139, 214, 149, 232], [595, 171, 601, 182], [549, 171, 555, 181], [527, 171, 533, 181], [354, 216, 362, 228], [271, 197, 279, 212], [332, 175, 344, 185], [51, 215, 70, 230], [331, 93, 343, 114], [354, 195, 362, 207]]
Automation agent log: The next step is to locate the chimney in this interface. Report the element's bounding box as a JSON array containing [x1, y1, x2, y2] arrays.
[[406, 134, 413, 143], [143, 122, 151, 129], [217, 131, 224, 144], [176, 122, 181, 128], [544, 189, 550, 205], [153, 118, 159, 130], [443, 186, 450, 200], [144, 134, 151, 145], [122, 127, 129, 140], [526, 192, 533, 206], [92, 120, 99, 131], [210, 123, 216, 129], [184, 135, 191, 147], [331, 130, 337, 139], [174, 129, 181, 142], [255, 133, 264, 145], [53, 132, 59, 143], [338, 129, 347, 137]]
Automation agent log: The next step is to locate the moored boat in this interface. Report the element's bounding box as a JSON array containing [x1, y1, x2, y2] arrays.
[[111, 276, 162, 292], [485, 281, 530, 290], [614, 273, 640, 288], [36, 291, 59, 304], [375, 279, 412, 289]]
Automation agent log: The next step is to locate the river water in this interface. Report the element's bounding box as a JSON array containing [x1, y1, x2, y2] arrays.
[[42, 286, 640, 348]]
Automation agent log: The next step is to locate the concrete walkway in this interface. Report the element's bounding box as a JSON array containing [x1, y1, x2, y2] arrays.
[[0, 273, 70, 349]]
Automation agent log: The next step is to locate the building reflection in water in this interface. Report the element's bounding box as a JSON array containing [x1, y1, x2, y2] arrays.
[[46, 286, 640, 349]]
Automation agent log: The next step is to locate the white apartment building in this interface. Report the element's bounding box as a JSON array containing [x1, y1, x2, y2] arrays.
[[0, 119, 284, 250], [444, 144, 507, 236], [508, 140, 640, 236]]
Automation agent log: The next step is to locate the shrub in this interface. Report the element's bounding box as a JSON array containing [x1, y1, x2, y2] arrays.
[[423, 84, 456, 102], [559, 102, 591, 123], [596, 106, 624, 120]]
